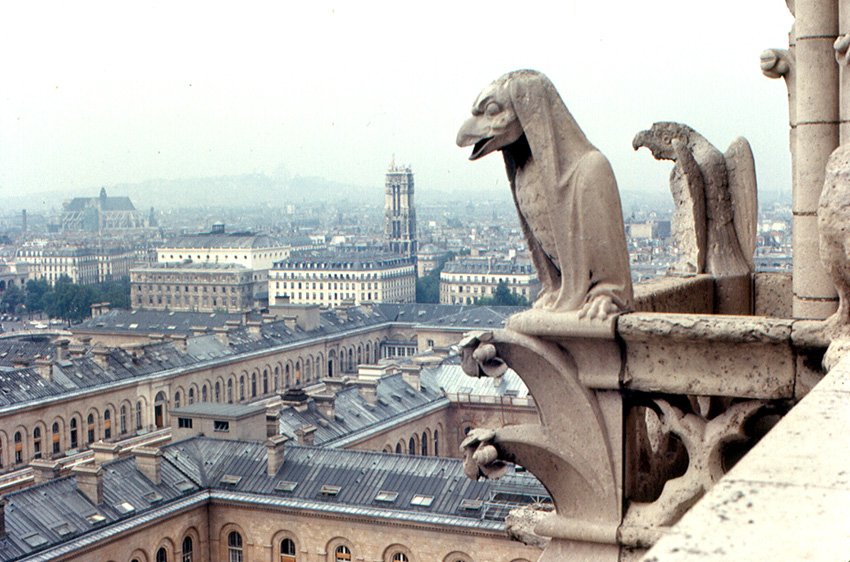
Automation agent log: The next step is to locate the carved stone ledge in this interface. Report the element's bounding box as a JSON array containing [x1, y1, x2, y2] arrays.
[[618, 313, 796, 399]]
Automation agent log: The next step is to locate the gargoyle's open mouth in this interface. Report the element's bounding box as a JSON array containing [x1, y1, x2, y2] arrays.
[[470, 137, 494, 160]]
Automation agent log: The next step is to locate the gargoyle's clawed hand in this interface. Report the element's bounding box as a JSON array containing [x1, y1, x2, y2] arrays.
[[460, 428, 510, 480], [577, 294, 619, 321]]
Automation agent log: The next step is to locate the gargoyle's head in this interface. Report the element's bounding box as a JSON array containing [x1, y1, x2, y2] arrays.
[[632, 122, 690, 161], [456, 74, 525, 160]]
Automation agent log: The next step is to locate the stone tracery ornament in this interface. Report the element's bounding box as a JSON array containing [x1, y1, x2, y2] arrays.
[[621, 397, 764, 536]]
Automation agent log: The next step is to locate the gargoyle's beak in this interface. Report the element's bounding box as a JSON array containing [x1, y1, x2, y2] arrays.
[[632, 130, 650, 151], [457, 116, 494, 160]]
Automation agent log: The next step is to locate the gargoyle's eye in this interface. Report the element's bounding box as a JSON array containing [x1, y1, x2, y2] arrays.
[[485, 102, 501, 116]]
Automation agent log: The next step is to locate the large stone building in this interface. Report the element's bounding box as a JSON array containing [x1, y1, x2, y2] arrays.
[[61, 188, 147, 233], [384, 159, 417, 260], [269, 250, 416, 307], [0, 435, 543, 562], [155, 224, 289, 271], [130, 262, 255, 313], [0, 303, 527, 470], [15, 243, 136, 285], [440, 258, 540, 305]]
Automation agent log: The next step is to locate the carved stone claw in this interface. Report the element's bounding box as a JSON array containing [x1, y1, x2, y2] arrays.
[[460, 427, 510, 480], [577, 294, 619, 321], [459, 332, 508, 378], [835, 34, 850, 66]]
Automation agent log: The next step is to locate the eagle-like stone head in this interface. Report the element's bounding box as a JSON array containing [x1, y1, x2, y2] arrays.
[[633, 122, 691, 162], [456, 73, 526, 160]]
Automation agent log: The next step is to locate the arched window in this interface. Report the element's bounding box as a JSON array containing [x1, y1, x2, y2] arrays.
[[239, 376, 245, 401], [156, 547, 168, 562], [263, 370, 269, 394], [202, 385, 208, 402], [281, 538, 296, 562], [136, 401, 143, 430], [120, 406, 127, 434], [103, 410, 111, 439], [228, 531, 243, 562], [182, 536, 193, 562], [175, 391, 181, 409], [70, 417, 78, 448], [33, 427, 42, 459], [215, 382, 221, 402], [395, 443, 402, 454], [422, 432, 428, 456], [87, 413, 95, 443], [188, 388, 195, 404], [434, 430, 439, 457], [335, 545, 351, 562], [14, 431, 22, 464], [392, 554, 408, 562], [274, 366, 280, 390], [409, 436, 416, 455], [154, 391, 167, 428], [251, 372, 257, 397], [227, 379, 233, 403], [52, 422, 60, 454]]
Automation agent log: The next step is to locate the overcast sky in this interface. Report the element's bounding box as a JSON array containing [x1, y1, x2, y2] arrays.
[[1, 2, 795, 205]]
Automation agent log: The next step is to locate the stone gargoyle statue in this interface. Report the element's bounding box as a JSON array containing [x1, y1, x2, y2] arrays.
[[819, 145, 850, 369], [633, 122, 757, 277], [457, 69, 633, 321]]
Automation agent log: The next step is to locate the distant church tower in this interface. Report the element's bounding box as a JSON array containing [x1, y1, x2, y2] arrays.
[[384, 156, 417, 259]]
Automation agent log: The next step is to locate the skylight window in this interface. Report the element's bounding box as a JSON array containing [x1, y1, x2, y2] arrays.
[[319, 485, 341, 496], [114, 502, 135, 515], [85, 513, 106, 525], [374, 491, 398, 503], [176, 480, 195, 493], [143, 491, 164, 503], [23, 533, 48, 548], [459, 499, 483, 511], [220, 474, 242, 486], [53, 523, 73, 537], [410, 494, 434, 507], [274, 480, 297, 493]]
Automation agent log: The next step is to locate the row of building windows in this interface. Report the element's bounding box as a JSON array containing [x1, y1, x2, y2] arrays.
[[132, 529, 495, 562]]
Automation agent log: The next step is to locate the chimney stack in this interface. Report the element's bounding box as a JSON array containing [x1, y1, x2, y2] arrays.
[[190, 326, 209, 337], [73, 464, 104, 505], [356, 379, 378, 405], [401, 365, 421, 392], [294, 425, 317, 446], [91, 348, 111, 369], [313, 393, 335, 419], [134, 446, 162, 485], [246, 320, 263, 337], [30, 459, 61, 484], [213, 326, 230, 345], [55, 338, 70, 362], [91, 441, 122, 465], [323, 377, 350, 395], [169, 334, 188, 353], [34, 358, 53, 382], [266, 434, 289, 476]]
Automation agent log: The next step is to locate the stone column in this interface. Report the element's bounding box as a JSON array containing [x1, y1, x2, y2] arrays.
[[840, 0, 850, 142], [794, 0, 840, 318]]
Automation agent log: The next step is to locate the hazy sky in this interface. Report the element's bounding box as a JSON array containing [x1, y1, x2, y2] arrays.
[[1, 2, 795, 205]]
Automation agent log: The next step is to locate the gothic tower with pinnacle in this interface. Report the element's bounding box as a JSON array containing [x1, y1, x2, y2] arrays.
[[384, 157, 417, 261]]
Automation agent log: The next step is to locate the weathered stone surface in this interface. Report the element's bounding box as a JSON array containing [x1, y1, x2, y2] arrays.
[[633, 123, 756, 278], [752, 272, 792, 317], [505, 504, 553, 549], [633, 275, 714, 314], [457, 70, 632, 320], [619, 313, 795, 398]]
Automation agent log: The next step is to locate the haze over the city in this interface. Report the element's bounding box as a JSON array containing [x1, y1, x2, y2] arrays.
[[2, 1, 794, 210]]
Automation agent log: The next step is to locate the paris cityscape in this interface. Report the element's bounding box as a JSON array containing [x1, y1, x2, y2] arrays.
[[0, 2, 844, 562]]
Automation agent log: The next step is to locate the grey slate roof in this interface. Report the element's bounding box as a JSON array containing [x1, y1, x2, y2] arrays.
[[0, 437, 548, 561], [417, 306, 526, 331], [0, 337, 55, 368], [171, 402, 265, 418], [278, 371, 448, 445], [163, 233, 282, 250]]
